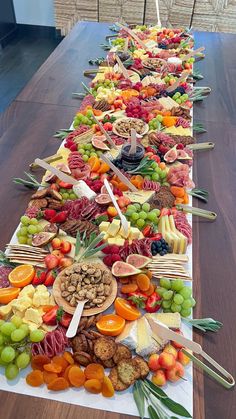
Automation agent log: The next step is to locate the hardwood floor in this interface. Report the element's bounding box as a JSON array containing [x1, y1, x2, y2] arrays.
[[0, 35, 60, 113]]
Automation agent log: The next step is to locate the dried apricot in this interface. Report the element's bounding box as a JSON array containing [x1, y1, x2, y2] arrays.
[[68, 365, 85, 387], [47, 377, 69, 391], [121, 283, 138, 294], [43, 363, 62, 373], [43, 371, 58, 384], [84, 379, 102, 394], [84, 363, 105, 382], [26, 370, 44, 387], [63, 365, 73, 383], [145, 270, 153, 280], [136, 274, 150, 291], [63, 351, 74, 365], [102, 376, 115, 397], [31, 355, 51, 371], [145, 282, 155, 296], [52, 355, 68, 372]]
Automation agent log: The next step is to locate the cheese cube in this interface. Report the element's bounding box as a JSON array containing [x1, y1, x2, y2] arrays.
[[99, 221, 110, 233], [107, 237, 125, 246], [0, 303, 13, 319], [41, 324, 57, 332], [129, 227, 140, 240], [19, 285, 35, 299], [11, 296, 32, 312], [35, 285, 48, 293], [119, 222, 130, 239], [107, 219, 120, 237], [33, 293, 50, 307], [12, 309, 25, 318], [22, 319, 40, 332], [24, 308, 43, 326]]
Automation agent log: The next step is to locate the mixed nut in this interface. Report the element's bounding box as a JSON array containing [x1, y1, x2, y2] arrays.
[[113, 117, 147, 137], [60, 262, 112, 308]]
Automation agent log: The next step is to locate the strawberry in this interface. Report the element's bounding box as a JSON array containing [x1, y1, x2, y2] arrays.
[[60, 313, 72, 328], [50, 211, 68, 223], [44, 254, 59, 269], [32, 269, 47, 285], [44, 270, 57, 287], [44, 209, 56, 221], [42, 305, 63, 326]]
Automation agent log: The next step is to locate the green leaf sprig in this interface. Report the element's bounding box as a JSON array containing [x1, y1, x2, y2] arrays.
[[127, 157, 160, 176], [13, 172, 48, 189], [192, 123, 207, 134], [188, 188, 209, 203], [183, 317, 223, 332], [192, 69, 204, 80], [88, 57, 105, 65], [74, 231, 107, 262], [54, 129, 73, 139], [0, 251, 16, 268], [133, 379, 192, 419]]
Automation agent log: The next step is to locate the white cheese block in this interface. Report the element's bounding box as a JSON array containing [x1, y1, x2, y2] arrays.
[[115, 321, 138, 350], [136, 317, 158, 357], [73, 180, 96, 200], [124, 190, 155, 204]]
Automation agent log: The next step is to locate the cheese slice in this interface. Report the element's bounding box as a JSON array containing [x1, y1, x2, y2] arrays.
[[151, 312, 181, 329], [115, 321, 138, 350], [136, 317, 158, 357], [124, 190, 155, 204], [24, 308, 43, 326]]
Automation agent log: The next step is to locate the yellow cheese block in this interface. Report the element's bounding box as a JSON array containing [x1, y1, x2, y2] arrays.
[[0, 303, 13, 319], [24, 308, 43, 326], [164, 126, 192, 136], [11, 296, 32, 312], [19, 284, 35, 299]]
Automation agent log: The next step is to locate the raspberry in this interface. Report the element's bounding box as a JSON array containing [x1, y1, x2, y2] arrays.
[[111, 254, 122, 263], [102, 245, 112, 254], [176, 143, 184, 150], [110, 245, 120, 254], [103, 255, 113, 266]]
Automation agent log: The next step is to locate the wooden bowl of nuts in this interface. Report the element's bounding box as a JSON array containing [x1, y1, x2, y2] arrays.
[[53, 261, 117, 316]]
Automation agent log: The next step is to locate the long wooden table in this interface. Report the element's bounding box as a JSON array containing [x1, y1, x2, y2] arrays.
[[0, 21, 236, 419]]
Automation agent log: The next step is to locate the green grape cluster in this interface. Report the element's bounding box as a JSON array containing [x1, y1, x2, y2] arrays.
[[59, 188, 77, 202], [172, 92, 189, 105], [157, 279, 196, 317], [0, 316, 44, 380], [144, 163, 169, 185], [125, 203, 160, 230], [148, 115, 163, 131], [73, 110, 95, 128], [78, 143, 103, 163], [111, 37, 125, 48], [91, 79, 117, 95], [17, 216, 43, 245]]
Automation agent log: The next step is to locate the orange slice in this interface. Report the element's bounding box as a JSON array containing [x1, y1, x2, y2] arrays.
[[88, 156, 101, 172], [97, 162, 110, 174], [114, 297, 141, 321], [9, 264, 35, 288], [96, 314, 125, 336], [0, 287, 20, 304]]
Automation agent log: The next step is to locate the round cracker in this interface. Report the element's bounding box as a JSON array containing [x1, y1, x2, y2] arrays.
[[94, 337, 117, 361], [132, 356, 149, 379], [73, 351, 92, 366], [113, 344, 132, 365], [109, 367, 129, 392], [117, 359, 140, 386]]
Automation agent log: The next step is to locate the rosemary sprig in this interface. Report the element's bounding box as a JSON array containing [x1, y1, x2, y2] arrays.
[[88, 57, 105, 65], [109, 24, 119, 32], [183, 317, 223, 332], [192, 123, 207, 134], [188, 188, 209, 203], [54, 129, 73, 139], [100, 43, 111, 50]]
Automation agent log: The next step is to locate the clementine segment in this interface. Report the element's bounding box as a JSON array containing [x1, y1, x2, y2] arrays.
[[114, 297, 141, 321], [9, 264, 35, 288], [96, 314, 125, 336]]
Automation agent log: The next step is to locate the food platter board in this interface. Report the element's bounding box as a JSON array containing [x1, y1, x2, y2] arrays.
[[1, 19, 230, 419]]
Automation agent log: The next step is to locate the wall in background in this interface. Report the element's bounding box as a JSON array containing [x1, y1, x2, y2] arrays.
[[13, 0, 55, 26]]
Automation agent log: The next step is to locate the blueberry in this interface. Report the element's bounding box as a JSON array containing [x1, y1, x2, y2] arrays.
[[157, 241, 162, 248], [159, 251, 165, 256], [161, 238, 166, 244], [152, 249, 158, 256]]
